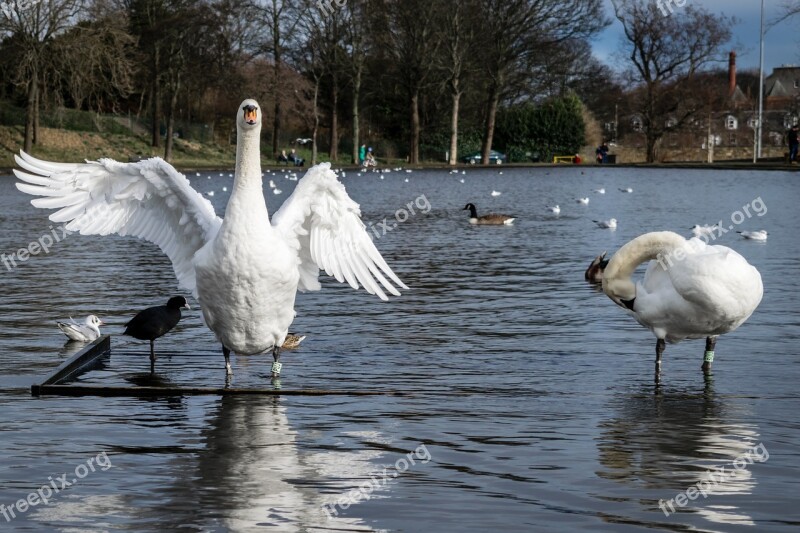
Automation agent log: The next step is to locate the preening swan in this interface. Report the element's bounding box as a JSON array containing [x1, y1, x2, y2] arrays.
[[602, 231, 762, 378], [15, 99, 407, 378]]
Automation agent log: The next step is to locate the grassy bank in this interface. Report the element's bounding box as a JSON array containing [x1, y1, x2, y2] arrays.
[[0, 124, 237, 170]]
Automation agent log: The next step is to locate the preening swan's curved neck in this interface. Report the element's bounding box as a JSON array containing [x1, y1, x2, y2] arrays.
[[603, 231, 686, 300], [234, 127, 263, 192]]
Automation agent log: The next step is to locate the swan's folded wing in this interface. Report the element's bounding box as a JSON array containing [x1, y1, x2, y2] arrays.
[[271, 163, 407, 301], [14, 151, 221, 296]]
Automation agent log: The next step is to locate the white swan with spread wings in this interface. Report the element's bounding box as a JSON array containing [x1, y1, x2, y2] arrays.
[[15, 99, 407, 377]]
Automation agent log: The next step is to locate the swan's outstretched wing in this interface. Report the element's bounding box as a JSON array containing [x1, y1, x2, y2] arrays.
[[271, 163, 407, 301], [14, 151, 221, 296]]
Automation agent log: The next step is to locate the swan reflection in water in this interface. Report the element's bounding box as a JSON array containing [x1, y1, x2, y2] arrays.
[[177, 396, 405, 530], [596, 379, 765, 528], [29, 397, 403, 531]]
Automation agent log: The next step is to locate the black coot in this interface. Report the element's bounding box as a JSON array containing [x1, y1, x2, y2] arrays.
[[124, 296, 190, 370]]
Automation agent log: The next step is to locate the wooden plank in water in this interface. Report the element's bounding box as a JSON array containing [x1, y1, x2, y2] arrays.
[[31, 335, 111, 396], [34, 384, 406, 397]]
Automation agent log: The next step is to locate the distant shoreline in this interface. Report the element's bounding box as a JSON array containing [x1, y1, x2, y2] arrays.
[[2, 160, 798, 175]]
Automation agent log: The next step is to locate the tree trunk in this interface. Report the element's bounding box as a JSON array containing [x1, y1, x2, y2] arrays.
[[271, 28, 282, 157], [410, 91, 420, 164], [151, 51, 161, 148], [23, 68, 38, 153], [449, 89, 461, 166], [481, 88, 500, 165], [33, 83, 40, 145], [646, 134, 660, 163], [351, 68, 361, 164], [312, 78, 320, 165], [164, 79, 180, 162], [329, 83, 338, 161]]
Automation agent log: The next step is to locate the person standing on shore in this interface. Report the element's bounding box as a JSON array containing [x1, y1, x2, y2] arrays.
[[788, 125, 799, 164]]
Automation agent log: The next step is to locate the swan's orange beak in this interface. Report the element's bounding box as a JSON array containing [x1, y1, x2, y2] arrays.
[[243, 106, 258, 125]]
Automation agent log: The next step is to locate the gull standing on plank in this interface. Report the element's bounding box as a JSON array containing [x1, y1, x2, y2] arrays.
[[57, 315, 104, 343], [15, 99, 407, 379]]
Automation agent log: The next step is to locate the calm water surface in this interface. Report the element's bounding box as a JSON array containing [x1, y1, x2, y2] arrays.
[[0, 165, 798, 532]]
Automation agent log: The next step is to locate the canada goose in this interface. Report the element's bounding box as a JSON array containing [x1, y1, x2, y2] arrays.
[[603, 231, 763, 377], [463, 203, 515, 225]]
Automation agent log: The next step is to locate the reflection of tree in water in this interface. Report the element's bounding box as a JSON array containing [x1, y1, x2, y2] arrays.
[[596, 379, 762, 526]]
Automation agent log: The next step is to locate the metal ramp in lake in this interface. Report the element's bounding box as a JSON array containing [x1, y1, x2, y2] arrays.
[[31, 335, 405, 398]]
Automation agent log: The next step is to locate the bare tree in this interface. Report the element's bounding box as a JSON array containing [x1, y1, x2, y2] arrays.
[[0, 0, 85, 152], [256, 0, 302, 157], [438, 0, 477, 166], [381, 0, 441, 164], [50, 15, 135, 114], [612, 0, 733, 162], [474, 0, 608, 164], [343, 0, 369, 164]]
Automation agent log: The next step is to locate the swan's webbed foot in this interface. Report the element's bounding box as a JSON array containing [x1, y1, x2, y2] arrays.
[[223, 345, 233, 376], [702, 337, 717, 372], [271, 345, 282, 378]]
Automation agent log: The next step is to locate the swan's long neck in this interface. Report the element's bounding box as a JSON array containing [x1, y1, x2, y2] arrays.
[[602, 231, 686, 302], [233, 127, 263, 195], [225, 126, 268, 227]]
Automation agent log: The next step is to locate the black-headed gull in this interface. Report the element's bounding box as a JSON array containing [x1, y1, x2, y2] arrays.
[[15, 99, 406, 379], [594, 218, 617, 229], [547, 205, 560, 214], [57, 315, 104, 342], [690, 224, 719, 238], [737, 230, 768, 241], [577, 197, 589, 205]]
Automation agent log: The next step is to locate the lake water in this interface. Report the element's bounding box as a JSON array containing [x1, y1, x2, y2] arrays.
[[1, 165, 798, 532]]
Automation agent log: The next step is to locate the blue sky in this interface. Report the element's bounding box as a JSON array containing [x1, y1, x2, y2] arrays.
[[593, 0, 799, 75]]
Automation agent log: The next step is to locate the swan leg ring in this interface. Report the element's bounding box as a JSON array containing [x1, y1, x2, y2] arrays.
[[704, 351, 715, 363], [271, 361, 283, 376]]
